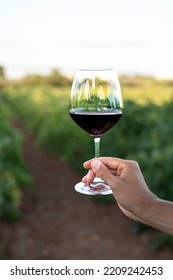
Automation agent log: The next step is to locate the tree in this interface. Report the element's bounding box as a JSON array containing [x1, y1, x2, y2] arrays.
[[0, 65, 5, 88], [46, 69, 71, 87], [0, 65, 5, 78]]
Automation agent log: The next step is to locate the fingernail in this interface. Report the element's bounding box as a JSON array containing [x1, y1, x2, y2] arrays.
[[92, 160, 101, 171], [82, 175, 88, 181]]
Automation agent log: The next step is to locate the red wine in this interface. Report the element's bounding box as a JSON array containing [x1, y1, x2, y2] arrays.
[[69, 109, 123, 137]]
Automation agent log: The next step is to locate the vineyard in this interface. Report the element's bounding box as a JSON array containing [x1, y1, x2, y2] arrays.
[[1, 71, 173, 257], [0, 92, 32, 222]]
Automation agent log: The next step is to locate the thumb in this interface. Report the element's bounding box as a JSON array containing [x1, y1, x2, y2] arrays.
[[91, 159, 115, 185]]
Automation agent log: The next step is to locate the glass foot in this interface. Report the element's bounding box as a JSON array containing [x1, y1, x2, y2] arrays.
[[74, 178, 112, 195]]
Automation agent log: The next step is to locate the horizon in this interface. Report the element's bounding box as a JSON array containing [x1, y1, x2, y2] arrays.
[[4, 66, 173, 82]]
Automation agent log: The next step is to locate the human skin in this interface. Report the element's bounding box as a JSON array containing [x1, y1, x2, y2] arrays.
[[82, 157, 173, 236]]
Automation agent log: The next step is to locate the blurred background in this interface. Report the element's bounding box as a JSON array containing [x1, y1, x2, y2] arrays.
[[0, 0, 173, 259]]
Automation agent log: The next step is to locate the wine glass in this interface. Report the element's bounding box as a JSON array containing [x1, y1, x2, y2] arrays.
[[69, 68, 123, 195]]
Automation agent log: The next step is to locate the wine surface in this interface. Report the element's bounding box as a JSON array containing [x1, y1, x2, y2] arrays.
[[69, 110, 123, 137]]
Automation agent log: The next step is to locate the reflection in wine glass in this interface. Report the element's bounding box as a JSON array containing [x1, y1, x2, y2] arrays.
[[69, 68, 123, 195]]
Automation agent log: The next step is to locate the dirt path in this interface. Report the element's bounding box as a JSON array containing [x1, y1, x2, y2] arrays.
[[0, 121, 173, 260]]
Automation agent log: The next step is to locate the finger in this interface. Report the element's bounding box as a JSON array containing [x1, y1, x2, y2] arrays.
[[91, 159, 116, 185], [84, 157, 125, 170], [98, 157, 127, 171], [83, 159, 94, 169], [82, 169, 95, 183]]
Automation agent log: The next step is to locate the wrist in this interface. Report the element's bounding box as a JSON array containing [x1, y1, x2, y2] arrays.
[[138, 197, 173, 235]]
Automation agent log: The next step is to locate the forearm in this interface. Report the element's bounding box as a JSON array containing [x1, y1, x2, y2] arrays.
[[140, 198, 173, 236]]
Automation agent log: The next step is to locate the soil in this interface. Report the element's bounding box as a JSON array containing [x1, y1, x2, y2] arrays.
[[0, 120, 173, 260]]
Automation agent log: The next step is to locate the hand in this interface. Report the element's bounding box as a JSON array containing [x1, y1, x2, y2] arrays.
[[82, 157, 173, 235], [82, 157, 157, 222]]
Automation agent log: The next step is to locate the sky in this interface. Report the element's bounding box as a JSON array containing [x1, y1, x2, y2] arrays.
[[1, 0, 173, 79]]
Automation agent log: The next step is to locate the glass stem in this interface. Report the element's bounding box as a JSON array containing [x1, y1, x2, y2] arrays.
[[93, 137, 101, 182], [94, 137, 100, 158]]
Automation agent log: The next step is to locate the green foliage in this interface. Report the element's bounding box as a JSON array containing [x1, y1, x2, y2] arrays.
[[0, 65, 6, 89], [120, 75, 173, 104], [12, 69, 71, 87], [4, 80, 173, 200], [149, 233, 173, 251], [0, 65, 5, 78], [0, 95, 32, 221], [102, 100, 173, 201], [3, 75, 173, 248]]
